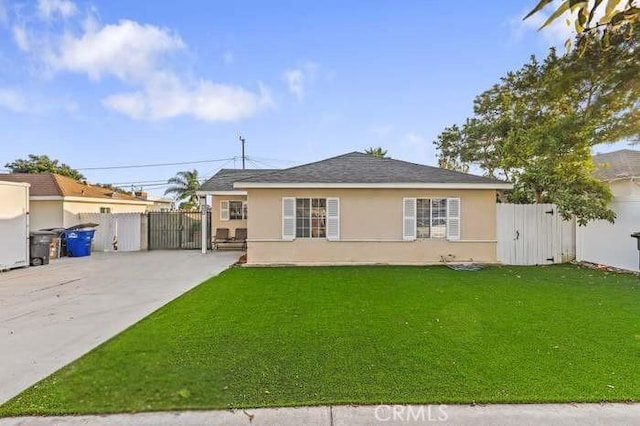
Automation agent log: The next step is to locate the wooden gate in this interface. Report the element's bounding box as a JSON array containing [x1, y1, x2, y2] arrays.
[[148, 211, 211, 250], [497, 203, 575, 265]]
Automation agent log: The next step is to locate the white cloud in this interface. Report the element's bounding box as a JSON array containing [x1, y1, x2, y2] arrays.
[[15, 8, 271, 122], [283, 69, 304, 100], [37, 0, 77, 20], [49, 20, 185, 82], [0, 86, 77, 114], [223, 51, 234, 65], [103, 74, 273, 121], [283, 62, 318, 101], [12, 25, 30, 51], [0, 87, 27, 112]]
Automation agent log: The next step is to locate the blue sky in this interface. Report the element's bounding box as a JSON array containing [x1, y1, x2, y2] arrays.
[[0, 0, 633, 195]]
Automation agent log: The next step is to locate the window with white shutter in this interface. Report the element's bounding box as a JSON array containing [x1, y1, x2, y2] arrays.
[[446, 198, 461, 240], [326, 198, 340, 240], [406, 197, 462, 241], [220, 200, 230, 221], [282, 197, 296, 240], [403, 198, 417, 241]]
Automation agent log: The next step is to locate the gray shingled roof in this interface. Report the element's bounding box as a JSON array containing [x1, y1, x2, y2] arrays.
[[198, 169, 278, 192], [236, 152, 507, 185], [593, 149, 640, 181]]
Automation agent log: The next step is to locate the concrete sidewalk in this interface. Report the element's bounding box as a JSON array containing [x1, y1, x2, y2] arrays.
[[0, 250, 240, 403], [2, 403, 640, 425]]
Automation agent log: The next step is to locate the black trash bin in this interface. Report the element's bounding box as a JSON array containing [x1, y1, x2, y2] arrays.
[[30, 231, 56, 266]]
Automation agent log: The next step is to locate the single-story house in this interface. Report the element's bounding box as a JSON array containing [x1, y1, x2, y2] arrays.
[[198, 152, 511, 265], [132, 191, 175, 211], [576, 149, 640, 271], [0, 173, 153, 230]]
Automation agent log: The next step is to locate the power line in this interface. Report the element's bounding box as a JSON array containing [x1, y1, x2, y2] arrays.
[[247, 155, 298, 165], [77, 157, 236, 171]]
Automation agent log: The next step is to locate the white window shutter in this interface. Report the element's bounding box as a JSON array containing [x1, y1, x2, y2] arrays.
[[326, 197, 340, 241], [447, 198, 461, 240], [282, 197, 296, 240], [242, 201, 248, 220], [220, 200, 230, 221], [403, 198, 417, 241]]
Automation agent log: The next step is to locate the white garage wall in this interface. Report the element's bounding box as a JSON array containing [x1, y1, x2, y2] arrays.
[[576, 198, 640, 272]]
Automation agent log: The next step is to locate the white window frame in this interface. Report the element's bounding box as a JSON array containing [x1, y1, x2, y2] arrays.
[[408, 198, 461, 241], [229, 200, 246, 220], [281, 197, 339, 241]]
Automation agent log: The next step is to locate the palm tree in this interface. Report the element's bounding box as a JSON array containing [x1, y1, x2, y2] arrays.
[[165, 169, 200, 210], [365, 147, 388, 158]]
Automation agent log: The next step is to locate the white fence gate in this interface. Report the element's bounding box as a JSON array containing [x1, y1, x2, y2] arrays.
[[78, 213, 142, 252], [497, 203, 575, 265]]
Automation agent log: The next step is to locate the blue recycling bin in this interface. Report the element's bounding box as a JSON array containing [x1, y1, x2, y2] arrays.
[[64, 229, 96, 257]]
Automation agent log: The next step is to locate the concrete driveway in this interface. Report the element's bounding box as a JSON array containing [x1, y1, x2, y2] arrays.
[[0, 250, 240, 403]]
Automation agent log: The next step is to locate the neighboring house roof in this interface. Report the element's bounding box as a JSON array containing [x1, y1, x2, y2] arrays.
[[234, 152, 510, 188], [198, 169, 278, 192], [0, 173, 149, 202], [593, 149, 640, 181]]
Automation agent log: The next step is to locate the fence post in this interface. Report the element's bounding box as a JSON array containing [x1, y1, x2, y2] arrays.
[[140, 213, 149, 251], [201, 196, 207, 254]]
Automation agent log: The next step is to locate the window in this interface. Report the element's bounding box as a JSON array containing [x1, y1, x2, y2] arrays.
[[430, 199, 447, 238], [100, 207, 111, 213], [296, 198, 326, 238], [416, 199, 431, 238], [416, 198, 447, 239], [221, 200, 247, 221], [229, 201, 247, 220], [405, 198, 460, 240]]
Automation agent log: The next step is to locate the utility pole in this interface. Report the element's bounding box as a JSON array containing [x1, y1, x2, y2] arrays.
[[239, 136, 246, 169]]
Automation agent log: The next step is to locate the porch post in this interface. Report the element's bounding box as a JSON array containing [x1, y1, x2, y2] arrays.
[[200, 195, 207, 254]]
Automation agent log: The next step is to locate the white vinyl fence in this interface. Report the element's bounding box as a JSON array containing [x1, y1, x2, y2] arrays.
[[78, 213, 143, 252], [576, 198, 640, 272], [497, 203, 575, 266]]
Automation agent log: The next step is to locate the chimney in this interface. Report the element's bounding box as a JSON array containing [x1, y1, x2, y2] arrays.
[[135, 191, 148, 200]]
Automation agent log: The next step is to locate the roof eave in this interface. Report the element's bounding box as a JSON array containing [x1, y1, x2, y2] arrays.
[[233, 182, 513, 190], [196, 190, 247, 196]]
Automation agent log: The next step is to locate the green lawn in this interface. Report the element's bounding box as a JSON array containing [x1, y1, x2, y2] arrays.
[[2, 265, 640, 416]]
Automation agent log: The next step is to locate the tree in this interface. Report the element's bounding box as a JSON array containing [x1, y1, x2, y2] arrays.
[[5, 154, 85, 180], [434, 33, 639, 225], [365, 147, 388, 157], [164, 170, 201, 210], [525, 0, 639, 48]]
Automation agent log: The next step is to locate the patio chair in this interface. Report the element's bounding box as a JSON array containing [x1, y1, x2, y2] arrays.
[[213, 228, 231, 250], [233, 228, 247, 251]]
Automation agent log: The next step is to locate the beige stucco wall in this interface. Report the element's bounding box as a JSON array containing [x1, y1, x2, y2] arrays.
[[246, 188, 498, 265], [211, 194, 248, 238], [63, 201, 149, 228], [30, 200, 64, 230]]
